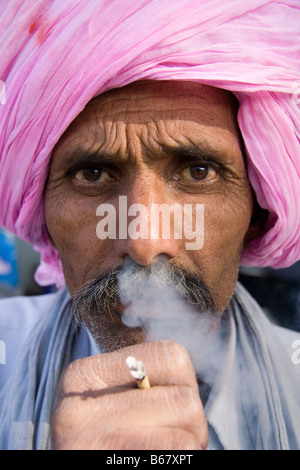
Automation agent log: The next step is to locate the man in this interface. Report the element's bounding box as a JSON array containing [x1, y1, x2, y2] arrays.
[[0, 0, 299, 450]]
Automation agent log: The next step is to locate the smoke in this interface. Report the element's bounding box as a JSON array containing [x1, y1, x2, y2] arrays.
[[117, 256, 224, 383]]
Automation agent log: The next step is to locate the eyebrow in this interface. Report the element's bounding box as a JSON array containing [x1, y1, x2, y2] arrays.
[[63, 140, 230, 169], [61, 148, 123, 170], [159, 142, 229, 164]]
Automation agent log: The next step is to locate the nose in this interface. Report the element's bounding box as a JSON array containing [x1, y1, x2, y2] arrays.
[[117, 232, 179, 265], [113, 183, 183, 266]]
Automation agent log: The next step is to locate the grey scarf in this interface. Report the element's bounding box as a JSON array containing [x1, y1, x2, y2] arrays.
[[205, 283, 300, 450]]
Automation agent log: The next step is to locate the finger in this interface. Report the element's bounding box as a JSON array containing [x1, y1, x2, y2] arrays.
[[58, 426, 204, 450], [59, 340, 199, 395], [98, 426, 207, 450], [56, 383, 204, 429]]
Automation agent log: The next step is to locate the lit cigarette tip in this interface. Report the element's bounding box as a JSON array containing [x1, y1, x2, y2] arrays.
[[126, 356, 150, 389]]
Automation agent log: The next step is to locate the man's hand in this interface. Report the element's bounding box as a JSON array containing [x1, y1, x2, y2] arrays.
[[50, 340, 208, 450]]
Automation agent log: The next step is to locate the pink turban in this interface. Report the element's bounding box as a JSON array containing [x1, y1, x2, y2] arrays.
[[0, 0, 299, 287]]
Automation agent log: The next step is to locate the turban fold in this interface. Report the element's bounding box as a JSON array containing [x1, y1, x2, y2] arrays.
[[0, 0, 299, 287]]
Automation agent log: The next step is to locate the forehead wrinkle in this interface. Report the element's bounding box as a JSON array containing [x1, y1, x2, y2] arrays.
[[88, 101, 241, 161], [99, 117, 129, 157], [93, 115, 171, 164], [67, 116, 131, 163], [135, 120, 187, 163], [92, 79, 236, 111], [53, 80, 242, 169], [91, 80, 240, 130]]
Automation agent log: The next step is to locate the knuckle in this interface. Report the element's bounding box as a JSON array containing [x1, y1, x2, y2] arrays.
[[163, 429, 200, 450], [169, 385, 205, 438], [161, 339, 190, 360], [158, 339, 193, 370], [176, 386, 202, 416], [176, 431, 199, 450], [167, 385, 203, 427], [57, 356, 104, 396], [57, 358, 83, 392]]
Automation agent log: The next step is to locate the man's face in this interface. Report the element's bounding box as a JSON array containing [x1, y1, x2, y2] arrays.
[[45, 80, 255, 350]]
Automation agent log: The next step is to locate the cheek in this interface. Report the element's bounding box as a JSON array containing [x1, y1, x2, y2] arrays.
[[209, 203, 251, 255], [44, 191, 106, 292], [191, 192, 253, 309]]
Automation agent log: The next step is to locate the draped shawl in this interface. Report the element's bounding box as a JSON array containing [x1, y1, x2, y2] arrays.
[[0, 283, 299, 449]]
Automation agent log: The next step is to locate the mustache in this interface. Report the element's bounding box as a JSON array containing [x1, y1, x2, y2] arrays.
[[71, 260, 218, 326]]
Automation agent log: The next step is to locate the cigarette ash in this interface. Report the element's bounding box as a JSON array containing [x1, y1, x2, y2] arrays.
[[126, 356, 146, 381]]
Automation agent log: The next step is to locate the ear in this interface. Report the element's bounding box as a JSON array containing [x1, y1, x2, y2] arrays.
[[243, 201, 269, 248]]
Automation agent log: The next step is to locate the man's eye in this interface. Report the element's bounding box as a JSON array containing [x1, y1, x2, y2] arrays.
[[179, 164, 217, 181], [74, 168, 114, 183]]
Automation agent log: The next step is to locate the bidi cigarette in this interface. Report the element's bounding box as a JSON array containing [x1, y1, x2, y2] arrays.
[[126, 356, 150, 389]]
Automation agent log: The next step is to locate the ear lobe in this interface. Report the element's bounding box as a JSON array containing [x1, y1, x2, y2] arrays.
[[243, 203, 269, 247]]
